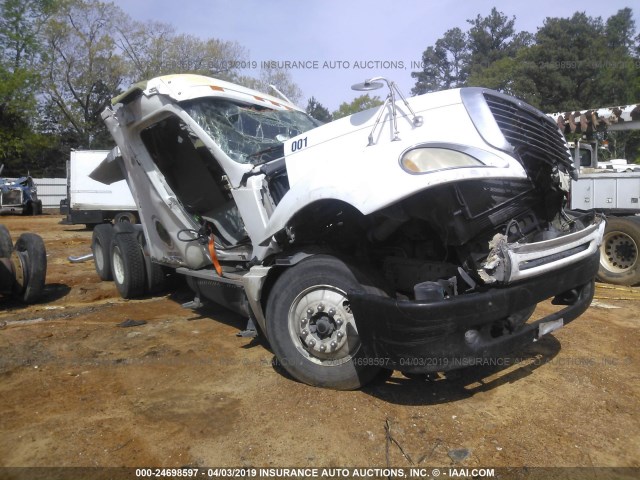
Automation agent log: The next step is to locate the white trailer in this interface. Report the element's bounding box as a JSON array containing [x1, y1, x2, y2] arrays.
[[61, 149, 137, 226]]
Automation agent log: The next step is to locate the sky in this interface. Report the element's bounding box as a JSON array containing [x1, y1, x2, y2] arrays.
[[110, 0, 639, 111]]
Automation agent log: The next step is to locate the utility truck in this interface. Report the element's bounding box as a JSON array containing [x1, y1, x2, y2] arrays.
[[91, 74, 604, 389], [550, 105, 640, 285], [60, 150, 137, 226]]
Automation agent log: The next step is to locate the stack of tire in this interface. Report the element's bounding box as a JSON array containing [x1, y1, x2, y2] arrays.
[[91, 223, 168, 298]]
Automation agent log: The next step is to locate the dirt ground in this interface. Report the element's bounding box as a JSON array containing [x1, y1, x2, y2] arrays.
[[0, 214, 638, 472]]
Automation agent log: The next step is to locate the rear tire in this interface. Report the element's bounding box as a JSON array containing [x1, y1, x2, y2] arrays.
[[597, 217, 640, 286], [13, 233, 47, 303], [265, 255, 385, 390], [111, 232, 145, 299], [92, 223, 115, 281]]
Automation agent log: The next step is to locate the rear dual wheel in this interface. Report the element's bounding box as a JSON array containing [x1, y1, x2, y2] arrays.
[[92, 224, 115, 280], [99, 227, 166, 298], [111, 232, 146, 299]]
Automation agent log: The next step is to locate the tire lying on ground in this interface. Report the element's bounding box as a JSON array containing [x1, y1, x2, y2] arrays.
[[598, 216, 640, 286], [265, 255, 386, 390], [12, 233, 47, 303], [0, 224, 13, 257], [92, 223, 115, 281], [111, 231, 146, 299]]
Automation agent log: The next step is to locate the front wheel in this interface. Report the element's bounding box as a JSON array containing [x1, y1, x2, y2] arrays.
[[265, 255, 385, 390], [597, 217, 640, 286]]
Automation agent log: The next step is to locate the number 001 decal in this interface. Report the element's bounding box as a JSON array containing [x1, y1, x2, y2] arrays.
[[291, 137, 308, 152]]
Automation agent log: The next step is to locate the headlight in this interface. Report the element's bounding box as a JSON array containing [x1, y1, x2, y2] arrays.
[[400, 147, 483, 174]]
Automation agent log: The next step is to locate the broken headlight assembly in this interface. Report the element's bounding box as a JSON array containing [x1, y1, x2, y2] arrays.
[[400, 147, 483, 174]]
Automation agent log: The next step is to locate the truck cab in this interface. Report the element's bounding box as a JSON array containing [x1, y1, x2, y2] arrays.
[[92, 74, 604, 389]]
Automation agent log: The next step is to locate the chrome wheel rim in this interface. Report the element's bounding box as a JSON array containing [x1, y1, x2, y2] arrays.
[[287, 285, 360, 366], [94, 241, 105, 271], [602, 230, 638, 273], [112, 246, 125, 284]]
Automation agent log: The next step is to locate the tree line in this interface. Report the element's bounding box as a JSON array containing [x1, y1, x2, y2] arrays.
[[0, 0, 302, 177], [409, 7, 640, 161], [1, 2, 639, 178], [312, 7, 640, 163], [411, 7, 639, 110]]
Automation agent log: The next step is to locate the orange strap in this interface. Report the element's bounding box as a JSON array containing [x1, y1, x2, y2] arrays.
[[208, 234, 223, 277]]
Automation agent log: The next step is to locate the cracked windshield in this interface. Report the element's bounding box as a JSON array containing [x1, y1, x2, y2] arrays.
[[184, 99, 320, 164]]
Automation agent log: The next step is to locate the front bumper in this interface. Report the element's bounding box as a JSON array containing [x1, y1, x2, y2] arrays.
[[350, 251, 599, 373]]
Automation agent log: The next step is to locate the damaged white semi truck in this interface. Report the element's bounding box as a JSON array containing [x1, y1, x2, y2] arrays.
[[92, 74, 604, 389]]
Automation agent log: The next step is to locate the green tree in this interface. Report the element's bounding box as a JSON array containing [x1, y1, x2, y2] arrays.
[[466, 8, 532, 74], [606, 7, 636, 52], [41, 0, 127, 148], [466, 9, 639, 112], [116, 19, 248, 83], [0, 0, 60, 175], [504, 11, 640, 111], [0, 0, 56, 70], [306, 96, 332, 123], [332, 94, 383, 119], [412, 9, 530, 95], [412, 27, 469, 94]]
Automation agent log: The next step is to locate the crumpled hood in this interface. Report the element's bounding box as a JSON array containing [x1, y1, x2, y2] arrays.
[[258, 88, 531, 245]]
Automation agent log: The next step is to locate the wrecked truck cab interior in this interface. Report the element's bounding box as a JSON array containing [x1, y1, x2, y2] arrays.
[[139, 115, 247, 246], [97, 74, 604, 390]]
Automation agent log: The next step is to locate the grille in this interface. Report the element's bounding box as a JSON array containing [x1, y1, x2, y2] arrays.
[[1, 189, 23, 206], [484, 93, 572, 170]]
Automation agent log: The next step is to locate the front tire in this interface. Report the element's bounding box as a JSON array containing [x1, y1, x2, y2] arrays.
[[597, 217, 640, 286], [265, 255, 385, 390]]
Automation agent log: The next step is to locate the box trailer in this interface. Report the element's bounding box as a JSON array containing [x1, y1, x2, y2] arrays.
[[61, 149, 137, 226]]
